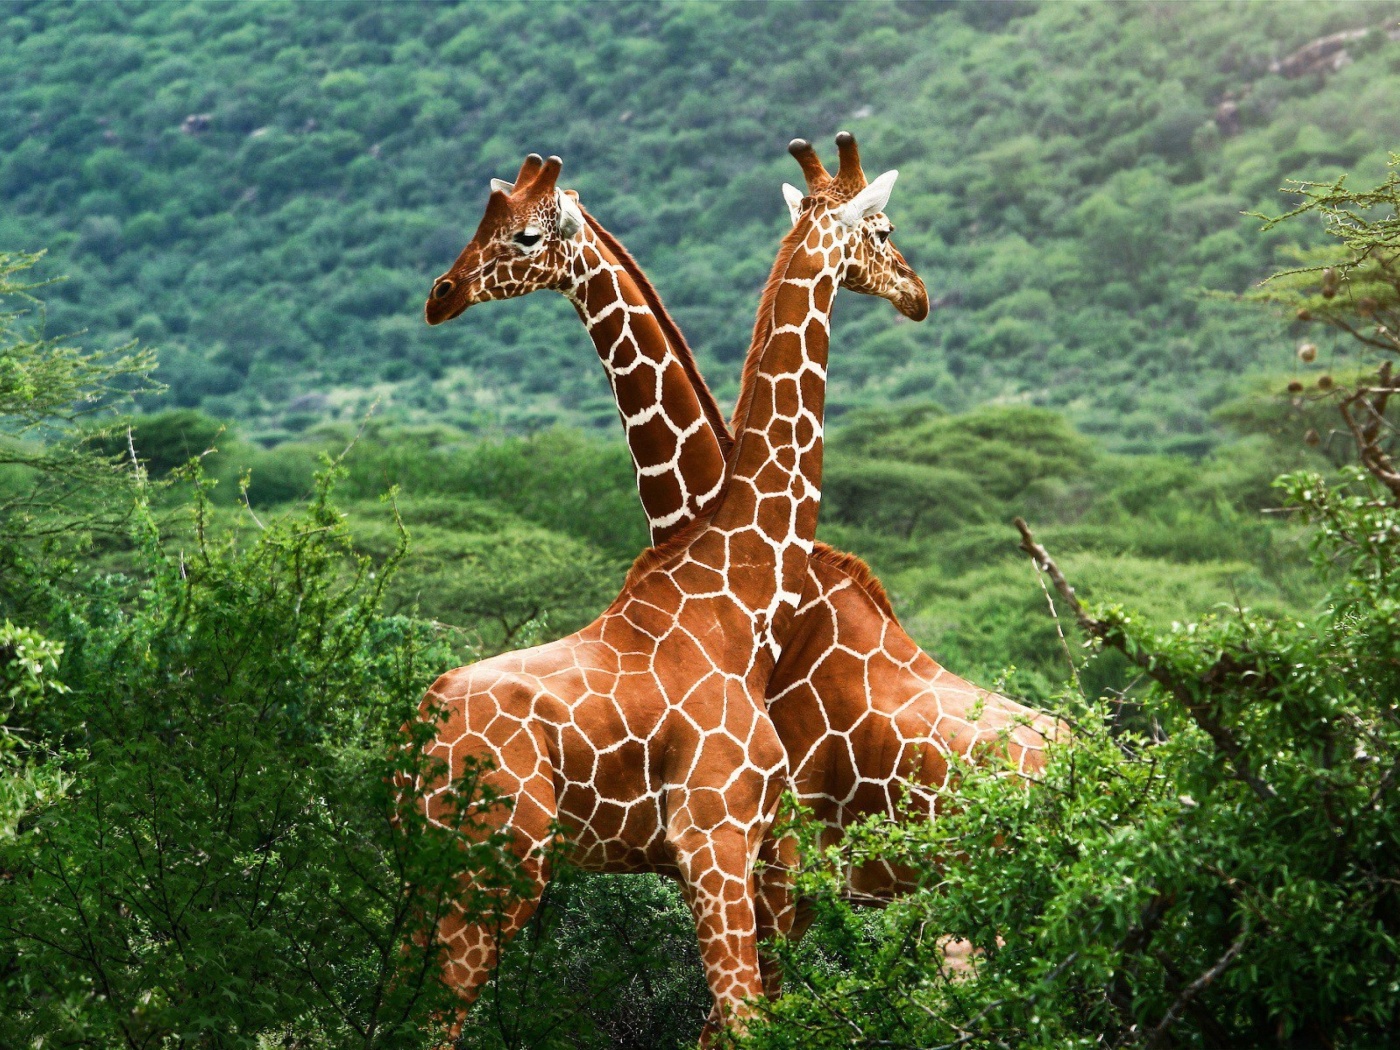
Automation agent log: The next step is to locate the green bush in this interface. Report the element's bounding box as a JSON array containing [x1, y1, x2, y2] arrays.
[[0, 470, 531, 1049], [0, 262, 529, 1048], [737, 155, 1400, 1050]]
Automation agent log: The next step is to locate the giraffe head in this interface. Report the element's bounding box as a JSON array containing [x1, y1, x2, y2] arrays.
[[781, 132, 929, 321], [425, 153, 587, 325]]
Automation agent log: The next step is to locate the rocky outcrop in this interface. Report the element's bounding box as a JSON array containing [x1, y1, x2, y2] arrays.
[[1270, 26, 1395, 79]]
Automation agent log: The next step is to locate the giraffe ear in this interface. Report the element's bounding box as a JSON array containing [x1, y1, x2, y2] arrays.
[[556, 188, 585, 240], [840, 169, 898, 226], [781, 183, 805, 226], [490, 178, 515, 194]]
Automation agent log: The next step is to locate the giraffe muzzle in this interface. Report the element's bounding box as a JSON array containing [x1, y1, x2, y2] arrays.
[[894, 270, 930, 322], [425, 262, 494, 325], [425, 295, 471, 325]]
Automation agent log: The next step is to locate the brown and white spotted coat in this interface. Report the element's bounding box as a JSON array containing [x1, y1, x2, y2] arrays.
[[428, 153, 728, 541], [427, 140, 1067, 983], [417, 141, 927, 1039]]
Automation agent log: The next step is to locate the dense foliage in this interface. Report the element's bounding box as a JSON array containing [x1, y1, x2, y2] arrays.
[[6, 4, 1400, 1046], [730, 161, 1400, 1050], [0, 261, 529, 1049], [2, 257, 1336, 1046], [5, 1, 1400, 449]]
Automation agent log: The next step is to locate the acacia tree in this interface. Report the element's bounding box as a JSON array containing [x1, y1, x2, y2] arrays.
[[1252, 156, 1400, 492], [0, 250, 156, 548], [739, 162, 1400, 1050], [0, 248, 155, 870]]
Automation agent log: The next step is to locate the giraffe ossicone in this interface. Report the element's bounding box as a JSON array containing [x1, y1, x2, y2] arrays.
[[837, 168, 898, 225]]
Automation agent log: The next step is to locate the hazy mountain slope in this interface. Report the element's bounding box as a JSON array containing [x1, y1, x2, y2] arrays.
[[3, 0, 1398, 448]]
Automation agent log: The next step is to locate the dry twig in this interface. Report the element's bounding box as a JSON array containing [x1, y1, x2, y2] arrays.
[[1339, 360, 1400, 499]]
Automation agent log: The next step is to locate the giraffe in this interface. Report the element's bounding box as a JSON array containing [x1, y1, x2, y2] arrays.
[[428, 150, 730, 544], [415, 141, 927, 1038], [425, 135, 1066, 984]]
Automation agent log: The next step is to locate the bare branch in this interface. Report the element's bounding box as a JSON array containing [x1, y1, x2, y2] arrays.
[[1339, 361, 1400, 500], [1141, 922, 1251, 1050], [1014, 518, 1277, 803], [1013, 518, 1100, 635]]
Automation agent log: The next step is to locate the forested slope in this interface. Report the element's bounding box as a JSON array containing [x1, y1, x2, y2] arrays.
[[4, 0, 1400, 449]]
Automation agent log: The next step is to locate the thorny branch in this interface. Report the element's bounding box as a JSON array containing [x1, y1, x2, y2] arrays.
[[1013, 518, 1278, 803]]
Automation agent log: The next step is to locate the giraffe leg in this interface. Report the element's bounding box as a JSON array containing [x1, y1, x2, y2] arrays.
[[668, 827, 769, 1045], [427, 720, 560, 1045], [432, 851, 551, 1045], [787, 897, 818, 942], [754, 829, 799, 999]]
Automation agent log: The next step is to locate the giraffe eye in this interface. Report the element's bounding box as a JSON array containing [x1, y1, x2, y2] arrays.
[[432, 279, 454, 299], [514, 230, 543, 248], [875, 228, 891, 244]]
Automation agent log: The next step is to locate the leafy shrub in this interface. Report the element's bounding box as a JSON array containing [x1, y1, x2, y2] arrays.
[[0, 263, 528, 1047], [0, 470, 529, 1050]]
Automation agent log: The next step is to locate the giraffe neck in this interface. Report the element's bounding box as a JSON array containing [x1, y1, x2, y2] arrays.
[[689, 213, 843, 647], [558, 225, 728, 544]]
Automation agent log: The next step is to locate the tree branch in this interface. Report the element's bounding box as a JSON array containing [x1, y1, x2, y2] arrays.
[[1339, 361, 1400, 500], [1141, 922, 1251, 1049], [1014, 518, 1277, 803]]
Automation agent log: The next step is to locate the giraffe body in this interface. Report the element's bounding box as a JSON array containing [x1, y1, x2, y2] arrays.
[[419, 145, 929, 1035], [422, 587, 788, 1009], [769, 548, 1061, 906], [428, 144, 1063, 914], [555, 208, 1062, 871]]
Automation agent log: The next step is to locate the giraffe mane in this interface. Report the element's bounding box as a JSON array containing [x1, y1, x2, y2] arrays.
[[727, 212, 813, 436], [579, 205, 735, 460], [615, 514, 707, 594], [808, 541, 898, 621]]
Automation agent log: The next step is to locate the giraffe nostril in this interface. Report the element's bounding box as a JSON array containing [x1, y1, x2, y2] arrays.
[[432, 279, 454, 300]]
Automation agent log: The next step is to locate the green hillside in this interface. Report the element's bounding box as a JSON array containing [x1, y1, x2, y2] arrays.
[[5, 11, 1400, 1031], [4, 0, 1399, 449]]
